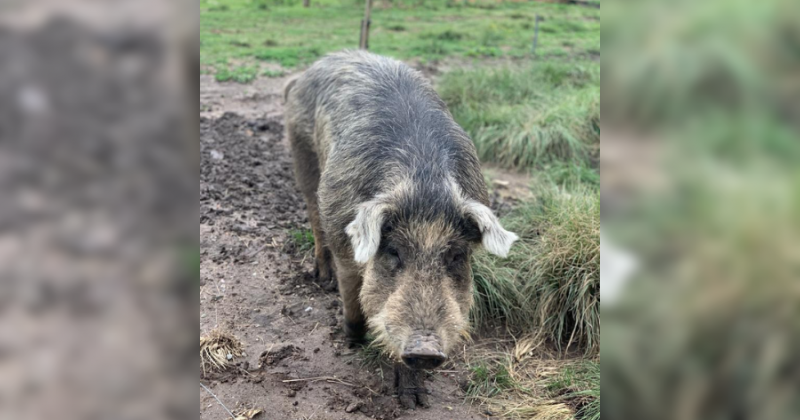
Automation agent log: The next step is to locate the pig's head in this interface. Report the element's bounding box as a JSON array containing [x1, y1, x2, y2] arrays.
[[346, 180, 517, 369]]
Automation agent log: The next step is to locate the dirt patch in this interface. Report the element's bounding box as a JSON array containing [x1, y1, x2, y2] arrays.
[[200, 105, 489, 418], [201, 74, 293, 119]]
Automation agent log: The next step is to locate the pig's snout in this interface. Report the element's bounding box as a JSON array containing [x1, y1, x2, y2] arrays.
[[401, 334, 446, 370]]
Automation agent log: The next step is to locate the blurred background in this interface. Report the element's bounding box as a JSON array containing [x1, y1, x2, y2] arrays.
[[0, 1, 197, 420], [602, 0, 800, 419]]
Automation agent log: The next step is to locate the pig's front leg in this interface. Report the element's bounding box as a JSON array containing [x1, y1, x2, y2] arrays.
[[394, 363, 430, 409]]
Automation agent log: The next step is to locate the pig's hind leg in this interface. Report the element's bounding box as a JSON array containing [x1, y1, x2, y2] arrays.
[[287, 125, 336, 290]]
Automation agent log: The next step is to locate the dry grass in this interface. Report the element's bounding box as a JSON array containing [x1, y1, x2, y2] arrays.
[[200, 329, 244, 376], [234, 408, 263, 420], [464, 336, 599, 419]]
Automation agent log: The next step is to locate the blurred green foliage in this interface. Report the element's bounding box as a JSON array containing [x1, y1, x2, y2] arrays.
[[602, 0, 800, 419]]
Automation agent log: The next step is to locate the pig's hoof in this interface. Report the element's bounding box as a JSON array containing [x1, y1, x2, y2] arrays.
[[344, 320, 366, 347], [395, 364, 430, 409], [312, 258, 337, 291], [398, 387, 430, 409]]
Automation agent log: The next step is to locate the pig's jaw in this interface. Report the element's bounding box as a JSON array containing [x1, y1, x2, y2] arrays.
[[367, 308, 468, 368]]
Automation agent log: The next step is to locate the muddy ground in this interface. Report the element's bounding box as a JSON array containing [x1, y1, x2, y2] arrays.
[[200, 73, 527, 420]]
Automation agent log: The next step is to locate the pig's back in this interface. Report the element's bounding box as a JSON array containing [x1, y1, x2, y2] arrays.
[[287, 50, 487, 252]]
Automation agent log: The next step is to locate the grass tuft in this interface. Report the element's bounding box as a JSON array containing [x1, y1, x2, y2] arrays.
[[471, 186, 600, 355], [438, 62, 600, 170], [262, 68, 286, 78], [466, 360, 519, 397], [547, 361, 600, 420], [215, 65, 259, 83], [288, 228, 315, 253]]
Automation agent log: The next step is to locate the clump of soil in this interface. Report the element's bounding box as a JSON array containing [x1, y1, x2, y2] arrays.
[[259, 344, 302, 367]]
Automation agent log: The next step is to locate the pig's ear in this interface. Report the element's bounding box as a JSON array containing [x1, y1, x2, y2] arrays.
[[346, 198, 389, 264], [463, 200, 518, 258]]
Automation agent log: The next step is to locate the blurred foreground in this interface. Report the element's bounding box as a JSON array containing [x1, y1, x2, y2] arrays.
[[0, 2, 197, 420], [602, 0, 800, 419]]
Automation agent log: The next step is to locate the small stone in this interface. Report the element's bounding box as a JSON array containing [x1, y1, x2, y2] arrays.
[[292, 401, 299, 406], [345, 402, 361, 413], [226, 353, 233, 360], [287, 390, 296, 397]]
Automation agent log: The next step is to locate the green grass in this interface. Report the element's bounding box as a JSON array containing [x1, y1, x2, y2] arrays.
[[201, 0, 600, 71], [471, 185, 600, 356], [214, 64, 259, 83], [466, 360, 519, 398], [438, 61, 600, 170], [354, 336, 390, 371], [262, 68, 286, 77], [288, 228, 315, 252], [547, 360, 600, 420], [203, 1, 601, 172]]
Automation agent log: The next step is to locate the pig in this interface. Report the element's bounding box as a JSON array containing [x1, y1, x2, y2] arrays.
[[284, 50, 517, 409]]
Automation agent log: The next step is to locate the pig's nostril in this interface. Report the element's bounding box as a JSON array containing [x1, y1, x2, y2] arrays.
[[401, 353, 446, 370], [402, 334, 446, 369]]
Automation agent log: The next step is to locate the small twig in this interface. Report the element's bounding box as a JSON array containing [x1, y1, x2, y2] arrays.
[[282, 376, 335, 383], [282, 376, 380, 395], [200, 382, 236, 420], [304, 406, 321, 420], [309, 322, 319, 335], [237, 365, 255, 378]]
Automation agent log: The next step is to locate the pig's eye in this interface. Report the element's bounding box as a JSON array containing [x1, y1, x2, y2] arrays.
[[385, 247, 401, 269], [445, 250, 467, 267]]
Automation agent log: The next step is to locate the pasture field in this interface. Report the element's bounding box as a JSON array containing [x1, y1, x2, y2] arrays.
[[201, 0, 600, 71]]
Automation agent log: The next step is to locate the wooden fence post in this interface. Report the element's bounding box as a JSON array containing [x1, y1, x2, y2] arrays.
[[532, 14, 541, 56], [359, 0, 373, 49]]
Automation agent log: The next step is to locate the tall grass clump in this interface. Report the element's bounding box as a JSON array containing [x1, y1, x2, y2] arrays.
[[471, 186, 600, 355], [552, 360, 600, 420], [438, 62, 600, 170]]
